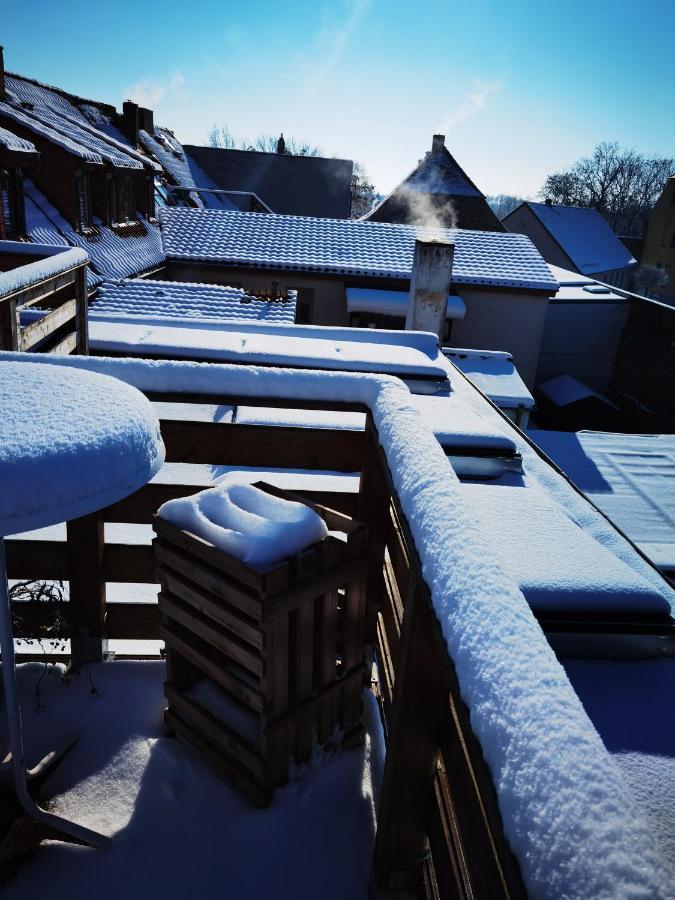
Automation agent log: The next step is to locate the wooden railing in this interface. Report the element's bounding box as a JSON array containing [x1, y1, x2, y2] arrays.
[[5, 388, 524, 898], [0, 245, 88, 355]]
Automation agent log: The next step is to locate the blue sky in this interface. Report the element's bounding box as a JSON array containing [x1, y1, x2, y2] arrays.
[[2, 0, 674, 197]]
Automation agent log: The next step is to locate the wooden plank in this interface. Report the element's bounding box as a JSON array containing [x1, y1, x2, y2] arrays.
[[66, 514, 105, 638], [0, 296, 19, 350], [2, 267, 76, 307], [154, 540, 262, 621], [165, 684, 262, 777], [316, 590, 339, 742], [104, 482, 205, 524], [106, 601, 160, 639], [264, 557, 369, 621], [340, 575, 366, 729], [159, 591, 263, 677], [164, 709, 267, 807], [372, 575, 453, 894], [160, 419, 364, 472], [157, 565, 261, 649], [293, 601, 315, 762], [74, 263, 88, 355], [161, 622, 263, 713], [103, 542, 155, 583], [145, 389, 368, 414], [47, 329, 79, 356], [5, 540, 69, 579], [19, 298, 77, 350], [261, 608, 289, 788]]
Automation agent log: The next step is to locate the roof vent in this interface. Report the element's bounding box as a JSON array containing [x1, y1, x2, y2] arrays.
[[432, 134, 445, 154]]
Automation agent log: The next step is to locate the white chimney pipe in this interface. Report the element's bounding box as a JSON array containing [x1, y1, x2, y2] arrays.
[[405, 239, 454, 338]]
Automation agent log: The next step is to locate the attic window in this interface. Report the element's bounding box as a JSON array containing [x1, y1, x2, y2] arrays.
[[0, 168, 25, 239], [117, 173, 135, 223], [74, 169, 92, 232]]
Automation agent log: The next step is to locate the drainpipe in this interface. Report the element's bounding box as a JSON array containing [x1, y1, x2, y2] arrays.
[[405, 239, 454, 338]]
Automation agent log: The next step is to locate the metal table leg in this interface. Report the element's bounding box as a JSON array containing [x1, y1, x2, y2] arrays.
[[0, 539, 110, 849]]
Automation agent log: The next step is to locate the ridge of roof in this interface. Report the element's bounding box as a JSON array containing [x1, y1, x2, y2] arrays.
[[6, 71, 116, 117]]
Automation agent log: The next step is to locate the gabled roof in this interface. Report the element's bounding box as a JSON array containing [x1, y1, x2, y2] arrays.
[[513, 202, 636, 275], [0, 100, 103, 164], [184, 144, 353, 218], [91, 278, 296, 324], [365, 134, 504, 232], [159, 207, 558, 292], [0, 123, 37, 155]]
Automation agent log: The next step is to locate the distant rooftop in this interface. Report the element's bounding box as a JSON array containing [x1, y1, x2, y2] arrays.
[[0, 123, 36, 155], [160, 208, 559, 292], [508, 202, 636, 275]]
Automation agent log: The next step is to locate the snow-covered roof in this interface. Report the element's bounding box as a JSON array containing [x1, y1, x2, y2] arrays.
[[346, 286, 466, 319], [0, 100, 103, 164], [443, 348, 534, 409], [526, 202, 636, 275], [547, 264, 628, 304], [159, 208, 559, 292], [529, 430, 675, 573], [0, 123, 36, 155], [92, 278, 297, 324], [24, 180, 164, 285]]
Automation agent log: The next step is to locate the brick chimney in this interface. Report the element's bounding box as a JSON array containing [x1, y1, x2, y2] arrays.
[[431, 134, 445, 154], [138, 107, 154, 134], [0, 46, 6, 101], [122, 100, 140, 145], [405, 239, 454, 338]]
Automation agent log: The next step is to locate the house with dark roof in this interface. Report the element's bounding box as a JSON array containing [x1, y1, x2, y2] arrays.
[[184, 144, 354, 218], [365, 134, 504, 232], [641, 176, 675, 303], [503, 200, 637, 289], [0, 123, 38, 240], [158, 206, 558, 386]]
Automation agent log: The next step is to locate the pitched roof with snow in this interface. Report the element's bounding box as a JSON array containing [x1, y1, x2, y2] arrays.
[[365, 134, 504, 232], [522, 202, 636, 275], [91, 278, 296, 324], [0, 100, 103, 163], [160, 207, 558, 292], [0, 123, 37, 155]]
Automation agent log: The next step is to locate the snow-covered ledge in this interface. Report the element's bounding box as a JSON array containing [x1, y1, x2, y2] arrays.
[[1, 350, 669, 898], [0, 244, 89, 300]]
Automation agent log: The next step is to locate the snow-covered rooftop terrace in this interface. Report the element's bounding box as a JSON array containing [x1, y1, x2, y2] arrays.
[[3, 348, 673, 898]]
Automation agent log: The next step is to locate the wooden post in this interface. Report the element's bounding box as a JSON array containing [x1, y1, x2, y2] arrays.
[[357, 415, 390, 646], [0, 296, 19, 350], [74, 263, 89, 355], [372, 574, 452, 896], [405, 239, 454, 338], [66, 513, 106, 664]]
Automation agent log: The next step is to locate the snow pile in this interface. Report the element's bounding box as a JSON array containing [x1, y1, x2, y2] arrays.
[[444, 348, 534, 408], [0, 244, 88, 299], [0, 361, 164, 536], [4, 351, 673, 898], [159, 482, 328, 568]]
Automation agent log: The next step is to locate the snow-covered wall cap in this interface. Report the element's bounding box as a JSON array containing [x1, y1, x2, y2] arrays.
[[0, 101, 103, 164], [0, 245, 88, 299], [159, 207, 560, 292], [0, 361, 164, 535], [0, 123, 37, 154], [2, 350, 670, 898]]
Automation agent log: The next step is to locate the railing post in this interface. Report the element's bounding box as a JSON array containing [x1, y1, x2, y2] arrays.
[[372, 574, 452, 897], [357, 414, 390, 646], [74, 263, 89, 355], [0, 296, 19, 350], [66, 513, 107, 664]]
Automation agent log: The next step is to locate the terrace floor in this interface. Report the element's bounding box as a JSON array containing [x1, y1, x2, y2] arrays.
[[1, 661, 385, 899]]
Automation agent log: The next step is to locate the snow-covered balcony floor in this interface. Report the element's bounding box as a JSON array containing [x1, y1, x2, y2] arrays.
[[2, 661, 384, 899]]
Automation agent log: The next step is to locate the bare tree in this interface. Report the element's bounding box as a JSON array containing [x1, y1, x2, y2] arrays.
[[350, 162, 376, 219], [541, 142, 674, 237], [634, 264, 670, 299], [208, 125, 320, 156], [486, 194, 525, 219]]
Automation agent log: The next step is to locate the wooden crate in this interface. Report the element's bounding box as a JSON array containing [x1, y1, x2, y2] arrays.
[[153, 482, 370, 806]]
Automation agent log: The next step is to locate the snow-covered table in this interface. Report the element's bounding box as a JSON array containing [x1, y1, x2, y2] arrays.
[[0, 361, 164, 848]]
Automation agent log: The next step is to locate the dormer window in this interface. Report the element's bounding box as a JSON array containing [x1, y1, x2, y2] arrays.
[[74, 168, 92, 231], [105, 173, 117, 226], [0, 167, 27, 239], [117, 173, 135, 223]]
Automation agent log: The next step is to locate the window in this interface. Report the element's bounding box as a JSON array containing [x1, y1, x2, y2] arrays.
[[0, 168, 27, 240], [105, 174, 117, 227], [290, 287, 315, 324], [143, 174, 156, 220], [117, 174, 135, 223], [74, 169, 92, 231]]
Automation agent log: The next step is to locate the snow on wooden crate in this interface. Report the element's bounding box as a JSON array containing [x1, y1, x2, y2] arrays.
[[153, 483, 370, 806]]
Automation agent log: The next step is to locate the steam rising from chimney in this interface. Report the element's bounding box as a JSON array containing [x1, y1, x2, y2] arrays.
[[397, 133, 458, 232]]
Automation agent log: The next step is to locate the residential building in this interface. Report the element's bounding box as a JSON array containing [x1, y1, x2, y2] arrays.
[[503, 200, 637, 288], [185, 143, 354, 218], [364, 134, 504, 232], [158, 206, 558, 387], [641, 176, 675, 303]]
